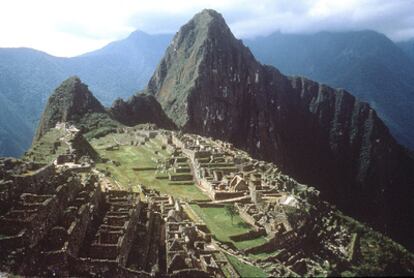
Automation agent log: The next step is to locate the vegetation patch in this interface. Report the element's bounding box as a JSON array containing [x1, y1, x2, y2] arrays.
[[190, 204, 267, 250], [226, 254, 267, 278], [80, 112, 120, 140], [24, 128, 68, 164], [92, 135, 208, 201], [336, 212, 414, 276]]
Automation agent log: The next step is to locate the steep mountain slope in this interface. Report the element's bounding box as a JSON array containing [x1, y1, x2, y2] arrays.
[[34, 76, 119, 142], [398, 39, 414, 62], [147, 9, 414, 249], [244, 31, 414, 150], [110, 93, 176, 129], [0, 32, 171, 157], [0, 93, 32, 157], [0, 48, 68, 156], [34, 76, 174, 145]]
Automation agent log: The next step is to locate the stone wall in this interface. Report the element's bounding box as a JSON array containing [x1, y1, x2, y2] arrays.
[[213, 191, 245, 200], [229, 229, 266, 242]]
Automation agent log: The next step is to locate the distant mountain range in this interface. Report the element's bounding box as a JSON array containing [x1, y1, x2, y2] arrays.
[[398, 39, 414, 62], [0, 31, 172, 157], [245, 31, 414, 150], [1, 25, 414, 159]]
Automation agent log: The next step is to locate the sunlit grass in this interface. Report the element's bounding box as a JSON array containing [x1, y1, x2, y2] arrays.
[[226, 254, 267, 278], [92, 135, 208, 201], [190, 204, 267, 250]]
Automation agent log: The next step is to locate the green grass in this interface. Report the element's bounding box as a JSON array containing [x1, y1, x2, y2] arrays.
[[212, 252, 234, 277], [226, 254, 267, 278], [190, 204, 267, 250], [92, 136, 208, 201], [24, 128, 69, 164], [80, 112, 120, 140]]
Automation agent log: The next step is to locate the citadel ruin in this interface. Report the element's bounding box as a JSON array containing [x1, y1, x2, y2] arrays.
[[0, 124, 381, 277]]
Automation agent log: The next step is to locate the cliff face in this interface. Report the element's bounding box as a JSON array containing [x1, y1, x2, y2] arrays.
[[147, 9, 414, 249], [245, 31, 414, 150], [34, 76, 108, 141], [109, 93, 176, 130]]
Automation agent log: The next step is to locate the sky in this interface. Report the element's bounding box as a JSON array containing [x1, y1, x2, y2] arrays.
[[0, 0, 413, 57]]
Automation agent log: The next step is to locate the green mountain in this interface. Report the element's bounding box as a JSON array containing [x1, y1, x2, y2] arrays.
[[3, 28, 414, 159], [0, 93, 32, 157], [34, 76, 119, 142], [0, 48, 67, 157], [146, 9, 414, 250], [27, 76, 176, 166], [33, 76, 174, 144], [245, 31, 414, 150], [0, 32, 171, 157]]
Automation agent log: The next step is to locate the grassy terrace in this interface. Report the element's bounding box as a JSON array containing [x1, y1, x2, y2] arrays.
[[91, 135, 208, 201], [226, 254, 267, 278], [93, 133, 267, 236], [25, 128, 68, 164], [190, 204, 267, 250]]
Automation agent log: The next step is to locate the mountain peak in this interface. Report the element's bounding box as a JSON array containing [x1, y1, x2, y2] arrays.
[[57, 75, 83, 92], [192, 9, 226, 24], [146, 8, 253, 126], [169, 9, 233, 51], [146, 10, 414, 250], [66, 75, 81, 82], [126, 30, 152, 41], [34, 76, 106, 141], [188, 9, 231, 36], [50, 76, 103, 110]]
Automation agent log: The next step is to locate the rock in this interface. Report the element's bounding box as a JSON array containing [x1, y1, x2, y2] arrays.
[[109, 93, 176, 130], [34, 76, 110, 141]]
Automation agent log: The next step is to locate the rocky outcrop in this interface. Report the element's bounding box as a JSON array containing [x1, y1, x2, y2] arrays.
[[34, 76, 175, 145], [109, 93, 176, 130], [147, 9, 414, 249], [34, 76, 109, 141]]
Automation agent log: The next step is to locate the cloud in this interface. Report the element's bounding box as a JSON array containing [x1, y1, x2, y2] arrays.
[[0, 0, 413, 57]]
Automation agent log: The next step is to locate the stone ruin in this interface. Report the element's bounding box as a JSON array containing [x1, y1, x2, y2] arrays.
[[163, 132, 360, 276], [0, 129, 369, 277], [0, 156, 238, 277]]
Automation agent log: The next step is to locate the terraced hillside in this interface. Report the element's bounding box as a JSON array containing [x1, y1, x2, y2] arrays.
[[2, 122, 413, 277], [90, 128, 208, 201], [84, 127, 414, 276]]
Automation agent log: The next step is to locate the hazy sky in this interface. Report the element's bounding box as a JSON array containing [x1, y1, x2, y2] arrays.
[[0, 0, 413, 57]]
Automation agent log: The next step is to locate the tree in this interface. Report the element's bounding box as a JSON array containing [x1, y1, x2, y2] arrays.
[[225, 204, 238, 225]]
